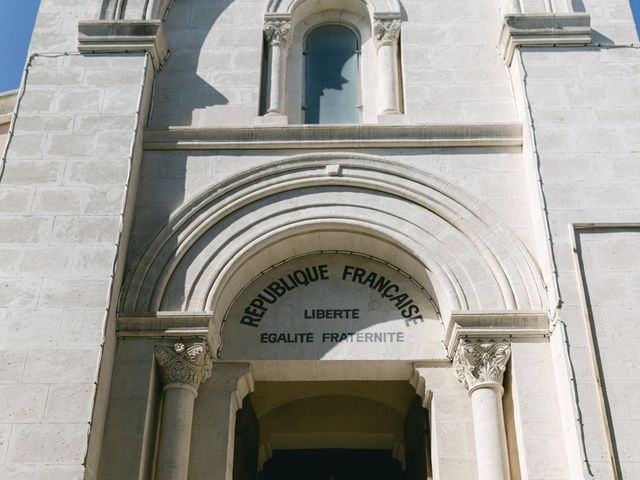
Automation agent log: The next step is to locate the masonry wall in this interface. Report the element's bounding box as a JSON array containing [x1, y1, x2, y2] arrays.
[[0, 1, 152, 478], [518, 16, 640, 476]]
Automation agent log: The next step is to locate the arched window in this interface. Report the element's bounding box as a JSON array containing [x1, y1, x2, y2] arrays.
[[303, 25, 361, 124]]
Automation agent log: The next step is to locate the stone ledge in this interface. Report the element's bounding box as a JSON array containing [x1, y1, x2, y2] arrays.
[[0, 89, 17, 125], [445, 310, 550, 356], [499, 13, 591, 65], [143, 123, 523, 150], [117, 312, 218, 348], [78, 20, 168, 70]]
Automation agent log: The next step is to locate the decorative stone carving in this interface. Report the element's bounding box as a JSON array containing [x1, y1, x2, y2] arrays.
[[264, 20, 292, 47], [373, 18, 401, 47], [155, 340, 212, 392], [453, 339, 511, 392]]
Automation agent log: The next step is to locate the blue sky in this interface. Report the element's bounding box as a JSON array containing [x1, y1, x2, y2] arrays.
[[0, 1, 639, 92], [0, 0, 41, 92]]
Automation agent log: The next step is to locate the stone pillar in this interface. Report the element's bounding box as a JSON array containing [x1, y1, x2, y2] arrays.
[[264, 19, 292, 116], [154, 340, 212, 480], [373, 17, 402, 115], [454, 339, 511, 480], [187, 363, 254, 480]]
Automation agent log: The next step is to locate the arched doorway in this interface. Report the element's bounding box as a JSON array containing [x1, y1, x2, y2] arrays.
[[232, 381, 431, 480]]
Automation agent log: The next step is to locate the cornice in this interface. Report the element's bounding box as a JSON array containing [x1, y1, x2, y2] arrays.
[[117, 311, 220, 351], [499, 13, 591, 65], [78, 20, 168, 70], [445, 310, 549, 357], [143, 123, 523, 151]]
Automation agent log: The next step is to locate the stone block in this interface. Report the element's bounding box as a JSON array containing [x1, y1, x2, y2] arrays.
[[0, 385, 48, 422], [58, 310, 104, 346], [94, 130, 134, 157], [0, 309, 62, 346], [17, 89, 55, 114], [18, 246, 74, 277], [14, 115, 74, 132], [0, 249, 23, 277], [0, 188, 34, 214], [32, 188, 85, 214], [73, 114, 133, 132], [6, 133, 46, 159], [0, 217, 52, 244], [0, 349, 28, 384], [63, 159, 129, 185], [0, 466, 34, 479], [22, 347, 99, 384], [0, 161, 64, 185], [50, 216, 120, 244], [101, 85, 141, 114], [38, 278, 110, 309], [84, 69, 141, 87], [46, 133, 95, 158], [0, 423, 10, 463], [85, 186, 125, 215], [6, 423, 89, 464], [54, 88, 103, 114], [43, 384, 94, 422], [0, 279, 41, 309]]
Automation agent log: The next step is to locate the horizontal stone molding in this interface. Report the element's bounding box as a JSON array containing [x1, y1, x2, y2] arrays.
[[78, 20, 168, 70], [117, 312, 219, 350], [143, 124, 523, 150], [0, 89, 17, 125], [445, 310, 549, 356], [499, 13, 591, 65]]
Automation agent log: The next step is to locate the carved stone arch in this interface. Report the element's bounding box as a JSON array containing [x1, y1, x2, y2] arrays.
[[120, 153, 546, 350], [99, 0, 173, 20], [266, 0, 402, 20]]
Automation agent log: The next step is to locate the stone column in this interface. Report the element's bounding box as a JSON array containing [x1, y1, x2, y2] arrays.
[[373, 17, 402, 115], [154, 340, 212, 480], [454, 339, 511, 480], [264, 19, 292, 116]]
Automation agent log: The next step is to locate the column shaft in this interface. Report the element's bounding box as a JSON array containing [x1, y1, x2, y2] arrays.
[[267, 43, 285, 114], [373, 17, 401, 115], [377, 43, 398, 114], [156, 387, 198, 480], [470, 386, 510, 480]]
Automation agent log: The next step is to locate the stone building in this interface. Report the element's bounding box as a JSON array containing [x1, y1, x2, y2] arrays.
[[0, 0, 639, 478]]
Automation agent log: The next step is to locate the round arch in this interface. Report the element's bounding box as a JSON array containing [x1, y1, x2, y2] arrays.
[[266, 0, 401, 21], [120, 153, 546, 346]]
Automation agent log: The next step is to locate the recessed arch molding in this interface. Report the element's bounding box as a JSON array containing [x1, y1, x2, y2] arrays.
[[120, 153, 547, 349]]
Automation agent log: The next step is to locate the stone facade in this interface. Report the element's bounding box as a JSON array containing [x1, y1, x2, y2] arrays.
[[0, 0, 639, 479]]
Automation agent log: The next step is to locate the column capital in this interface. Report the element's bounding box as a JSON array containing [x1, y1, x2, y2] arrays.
[[155, 339, 212, 394], [264, 19, 292, 47], [373, 18, 401, 48], [453, 339, 511, 394]]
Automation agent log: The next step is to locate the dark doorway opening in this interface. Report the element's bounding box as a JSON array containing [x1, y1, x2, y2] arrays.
[[258, 449, 406, 480]]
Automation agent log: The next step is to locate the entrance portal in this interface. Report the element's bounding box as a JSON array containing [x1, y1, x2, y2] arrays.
[[232, 381, 431, 480], [258, 449, 405, 479]]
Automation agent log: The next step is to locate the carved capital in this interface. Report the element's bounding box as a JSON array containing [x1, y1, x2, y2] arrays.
[[264, 20, 292, 47], [155, 340, 212, 394], [373, 18, 401, 47], [453, 339, 511, 393]]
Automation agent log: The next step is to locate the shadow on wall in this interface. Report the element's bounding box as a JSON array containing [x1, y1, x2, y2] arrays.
[[148, 0, 232, 126]]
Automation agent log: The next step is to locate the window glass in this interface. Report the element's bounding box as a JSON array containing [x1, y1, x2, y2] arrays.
[[304, 25, 360, 124]]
